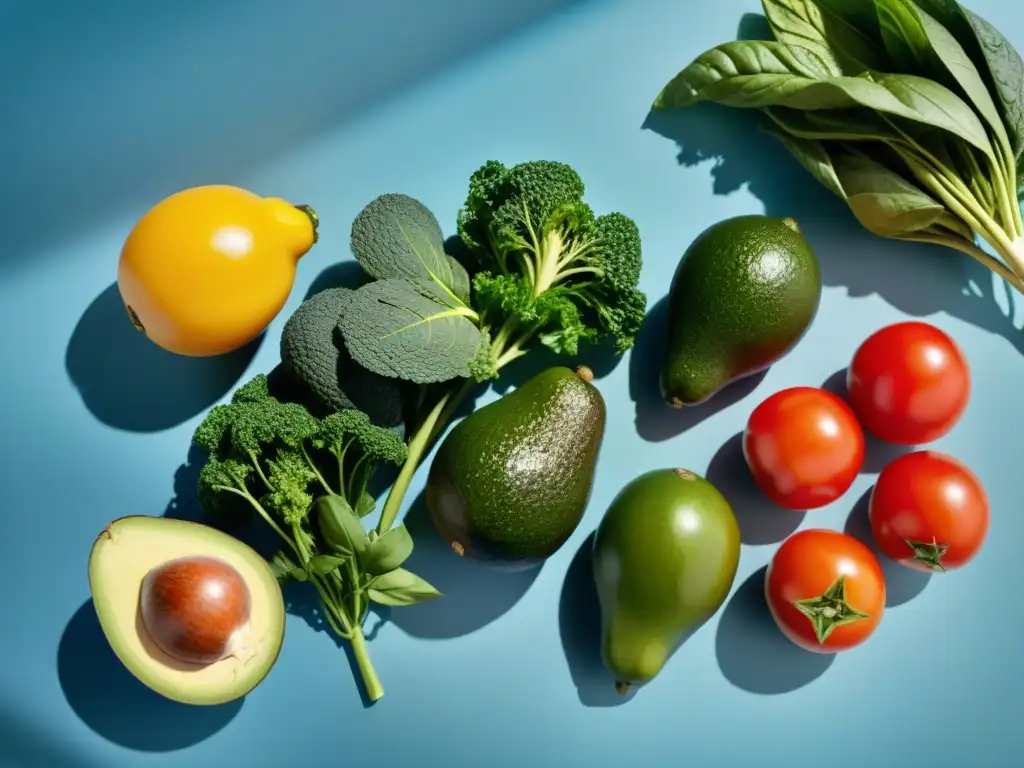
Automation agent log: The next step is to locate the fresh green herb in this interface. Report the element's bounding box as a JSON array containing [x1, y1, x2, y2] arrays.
[[193, 373, 425, 703], [652, 0, 1024, 290], [194, 159, 646, 703]]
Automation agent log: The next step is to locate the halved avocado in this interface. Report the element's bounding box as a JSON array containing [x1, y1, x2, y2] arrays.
[[88, 516, 286, 706]]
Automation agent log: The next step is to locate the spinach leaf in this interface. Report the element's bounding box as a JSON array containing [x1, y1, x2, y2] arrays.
[[916, 1, 1024, 159], [350, 193, 472, 304], [912, 5, 1012, 155], [765, 105, 899, 142], [761, 0, 843, 75], [652, 41, 837, 108], [831, 151, 948, 236], [339, 278, 484, 384], [813, 0, 885, 47], [654, 41, 992, 156], [761, 121, 848, 198], [875, 0, 928, 74]]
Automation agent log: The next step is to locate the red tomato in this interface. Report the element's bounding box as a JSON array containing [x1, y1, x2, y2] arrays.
[[846, 321, 970, 445], [869, 451, 989, 572], [742, 387, 865, 510], [765, 529, 886, 653]]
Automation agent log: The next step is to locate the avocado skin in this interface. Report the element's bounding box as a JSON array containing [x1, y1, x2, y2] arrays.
[[593, 469, 740, 688], [426, 366, 606, 569], [660, 215, 822, 407]]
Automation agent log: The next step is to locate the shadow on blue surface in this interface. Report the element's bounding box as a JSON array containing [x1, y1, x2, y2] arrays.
[[558, 532, 632, 707], [643, 89, 1024, 355], [715, 566, 835, 694], [57, 600, 243, 752], [65, 283, 262, 432], [705, 433, 805, 546], [389, 491, 542, 639], [628, 296, 770, 443], [820, 369, 917, 473], [844, 487, 932, 607], [0, 0, 586, 268], [303, 260, 372, 301], [0, 705, 96, 768]]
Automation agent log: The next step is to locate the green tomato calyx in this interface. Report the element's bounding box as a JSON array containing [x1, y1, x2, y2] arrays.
[[904, 538, 949, 572], [792, 576, 870, 645]]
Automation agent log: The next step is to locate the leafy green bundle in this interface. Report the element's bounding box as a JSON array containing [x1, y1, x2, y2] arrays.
[[193, 159, 646, 702], [652, 0, 1024, 291]]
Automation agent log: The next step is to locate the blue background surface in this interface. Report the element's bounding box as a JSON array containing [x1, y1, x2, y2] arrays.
[[2, 0, 1021, 765]]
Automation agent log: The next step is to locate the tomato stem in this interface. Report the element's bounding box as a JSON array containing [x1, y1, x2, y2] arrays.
[[904, 538, 949, 572], [791, 576, 871, 645]]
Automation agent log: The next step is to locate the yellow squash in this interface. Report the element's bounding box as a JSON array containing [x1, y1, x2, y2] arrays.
[[117, 184, 319, 357]]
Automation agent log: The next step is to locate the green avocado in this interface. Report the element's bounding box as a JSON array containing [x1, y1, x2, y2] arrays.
[[88, 516, 286, 706], [660, 215, 822, 407], [593, 468, 740, 693], [426, 365, 606, 568]]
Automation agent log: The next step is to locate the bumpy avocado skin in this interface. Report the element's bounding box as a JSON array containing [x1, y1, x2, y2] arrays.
[[280, 287, 407, 431], [660, 215, 822, 407], [426, 367, 606, 569]]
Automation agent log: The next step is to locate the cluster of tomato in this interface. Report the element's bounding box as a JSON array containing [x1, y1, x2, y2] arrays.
[[739, 321, 989, 654]]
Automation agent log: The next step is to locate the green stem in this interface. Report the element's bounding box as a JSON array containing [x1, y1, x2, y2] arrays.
[[904, 233, 1024, 290], [247, 450, 275, 492], [900, 148, 1016, 256], [987, 151, 1017, 237], [334, 441, 351, 497], [349, 627, 384, 703], [346, 455, 368, 502], [216, 486, 292, 546], [376, 393, 453, 535], [302, 444, 334, 496], [346, 555, 362, 621]]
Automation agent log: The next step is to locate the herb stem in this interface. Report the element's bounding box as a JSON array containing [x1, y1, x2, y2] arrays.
[[376, 392, 453, 535], [349, 627, 384, 703], [302, 443, 334, 496]]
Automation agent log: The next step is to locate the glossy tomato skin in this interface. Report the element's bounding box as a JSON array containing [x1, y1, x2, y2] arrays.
[[743, 387, 865, 510], [846, 321, 970, 445], [765, 529, 885, 653], [869, 451, 989, 572]]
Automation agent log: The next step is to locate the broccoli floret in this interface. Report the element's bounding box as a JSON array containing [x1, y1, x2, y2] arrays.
[[192, 374, 409, 532], [231, 373, 272, 404], [280, 287, 408, 433], [314, 409, 407, 513], [456, 159, 648, 354]]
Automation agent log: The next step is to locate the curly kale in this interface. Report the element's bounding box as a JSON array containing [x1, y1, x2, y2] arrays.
[[456, 159, 647, 355]]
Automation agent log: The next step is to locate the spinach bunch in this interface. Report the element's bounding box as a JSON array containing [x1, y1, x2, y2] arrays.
[[653, 0, 1024, 290]]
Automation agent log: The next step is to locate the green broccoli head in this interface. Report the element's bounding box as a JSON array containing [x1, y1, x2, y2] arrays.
[[263, 449, 317, 524], [316, 409, 408, 467], [280, 286, 408, 434], [458, 159, 648, 355], [458, 160, 592, 269], [231, 373, 272, 404]]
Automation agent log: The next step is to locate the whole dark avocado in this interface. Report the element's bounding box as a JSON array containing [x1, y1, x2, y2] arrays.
[[660, 215, 822, 407], [426, 365, 606, 569], [593, 468, 740, 693]]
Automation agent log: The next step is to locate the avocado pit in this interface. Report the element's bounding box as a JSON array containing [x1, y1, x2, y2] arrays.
[[139, 555, 252, 666]]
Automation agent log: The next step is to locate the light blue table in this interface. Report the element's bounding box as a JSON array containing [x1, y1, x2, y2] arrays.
[[2, 0, 1020, 765]]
